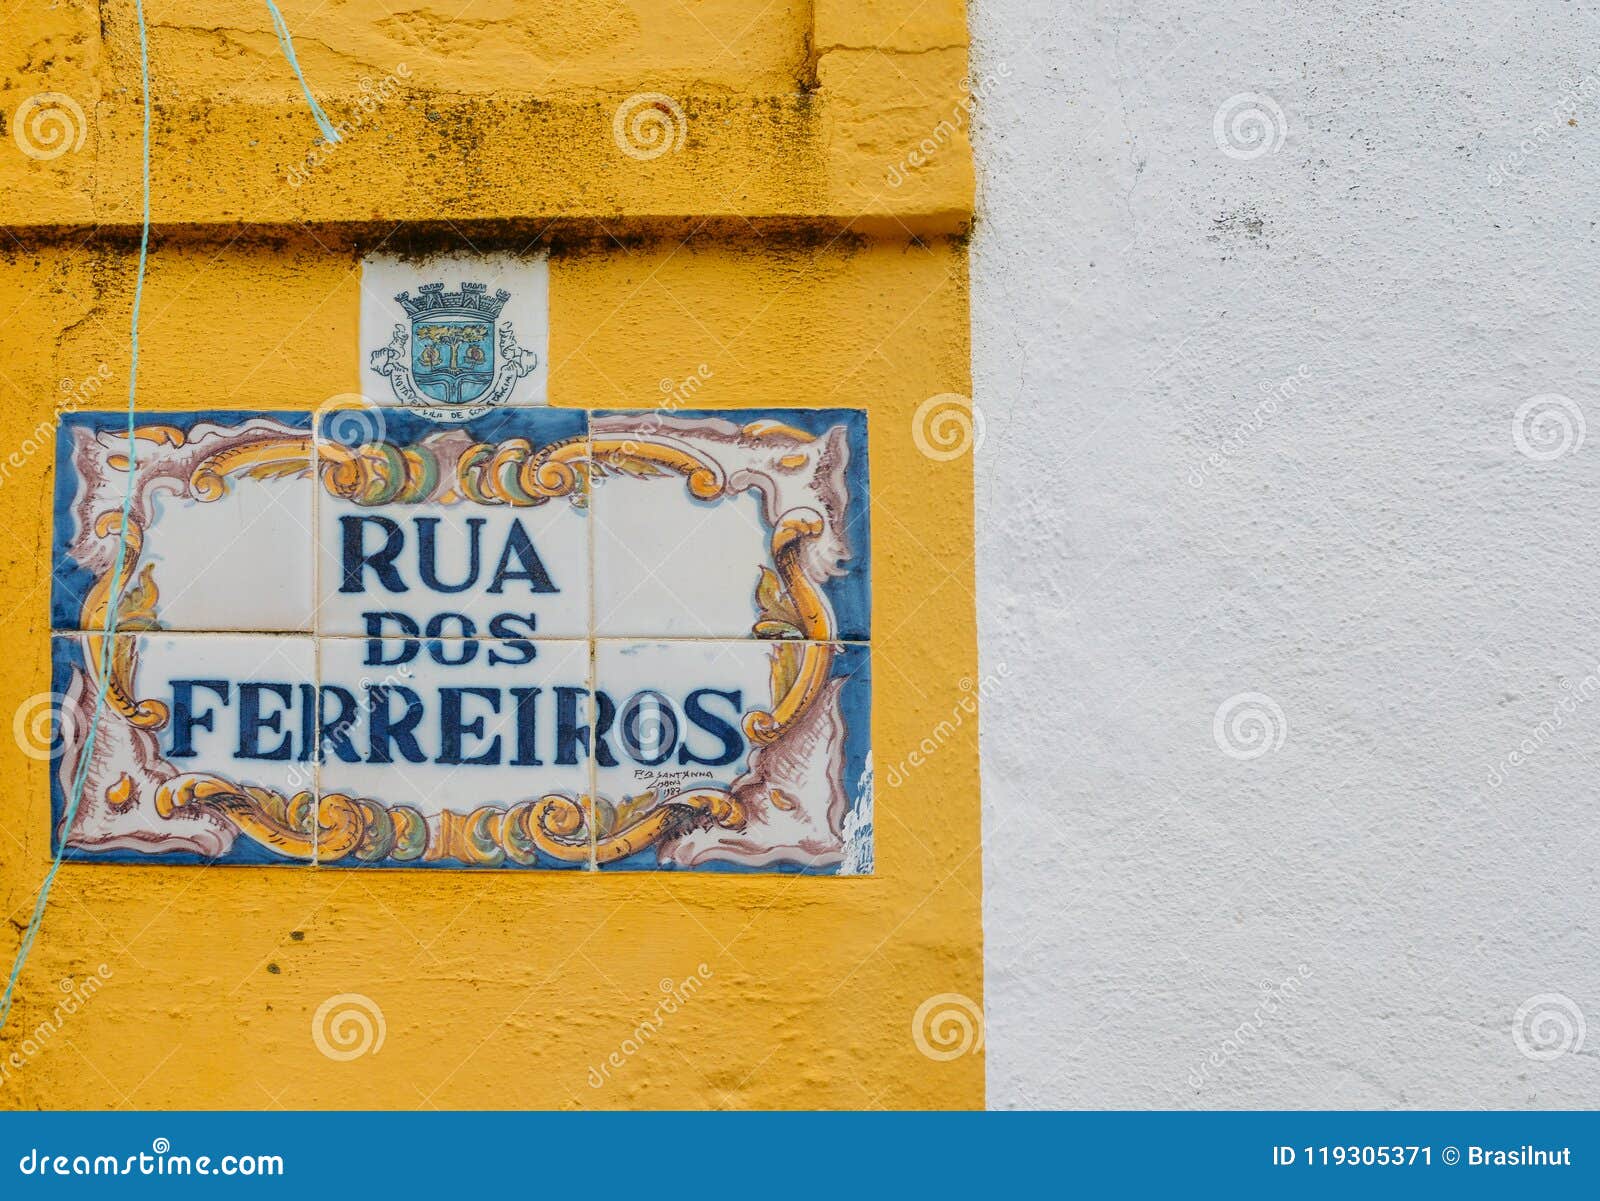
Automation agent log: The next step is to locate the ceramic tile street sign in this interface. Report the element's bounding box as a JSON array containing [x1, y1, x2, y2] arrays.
[[50, 404, 872, 873]]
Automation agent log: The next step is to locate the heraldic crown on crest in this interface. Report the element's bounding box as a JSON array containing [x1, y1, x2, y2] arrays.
[[397, 280, 510, 320], [370, 279, 539, 416]]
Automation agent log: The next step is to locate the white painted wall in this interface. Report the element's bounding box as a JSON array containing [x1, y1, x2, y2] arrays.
[[972, 1, 1600, 1107]]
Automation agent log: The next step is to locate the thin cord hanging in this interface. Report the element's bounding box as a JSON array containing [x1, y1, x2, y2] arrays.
[[0, 0, 151, 1033], [1, 0, 343, 1034], [264, 0, 343, 144]]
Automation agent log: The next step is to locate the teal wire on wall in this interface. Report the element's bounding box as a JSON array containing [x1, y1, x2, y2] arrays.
[[0, 2, 341, 1036], [0, 0, 150, 1036], [265, 0, 344, 145]]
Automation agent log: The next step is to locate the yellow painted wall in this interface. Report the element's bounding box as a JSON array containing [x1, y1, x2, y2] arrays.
[[0, 1, 979, 1109]]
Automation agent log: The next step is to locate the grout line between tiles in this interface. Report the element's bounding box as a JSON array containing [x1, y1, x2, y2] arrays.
[[311, 402, 322, 870], [586, 419, 598, 872], [49, 632, 871, 644]]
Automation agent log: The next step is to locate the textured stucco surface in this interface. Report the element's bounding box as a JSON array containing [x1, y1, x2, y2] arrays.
[[974, 2, 1600, 1106], [0, 2, 982, 1110], [0, 1, 973, 229], [0, 236, 982, 1111]]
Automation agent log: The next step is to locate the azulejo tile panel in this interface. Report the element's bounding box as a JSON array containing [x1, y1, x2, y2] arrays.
[[49, 403, 872, 873], [317, 636, 593, 869], [50, 633, 317, 866]]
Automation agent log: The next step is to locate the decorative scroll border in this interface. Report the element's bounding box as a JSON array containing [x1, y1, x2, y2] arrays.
[[58, 412, 860, 869]]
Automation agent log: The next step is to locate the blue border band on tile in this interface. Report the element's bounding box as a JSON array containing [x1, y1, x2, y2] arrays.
[[326, 405, 587, 448]]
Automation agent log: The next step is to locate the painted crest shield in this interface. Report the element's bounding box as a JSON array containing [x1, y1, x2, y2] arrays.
[[411, 314, 494, 404], [369, 280, 539, 420]]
